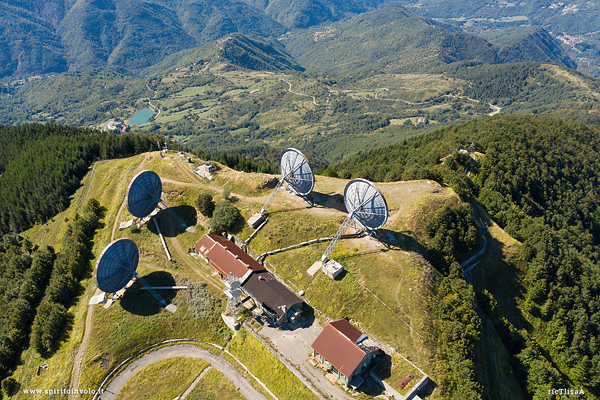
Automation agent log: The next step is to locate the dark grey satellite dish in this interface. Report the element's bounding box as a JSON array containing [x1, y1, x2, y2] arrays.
[[125, 170, 195, 233], [95, 239, 175, 311], [126, 171, 162, 219], [95, 238, 139, 294]]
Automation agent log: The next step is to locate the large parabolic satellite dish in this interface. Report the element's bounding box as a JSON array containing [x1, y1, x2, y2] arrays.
[[126, 170, 162, 219], [125, 170, 195, 233], [95, 239, 173, 309], [344, 179, 389, 231], [259, 148, 314, 215], [95, 239, 139, 294], [280, 148, 315, 197], [319, 179, 388, 262]]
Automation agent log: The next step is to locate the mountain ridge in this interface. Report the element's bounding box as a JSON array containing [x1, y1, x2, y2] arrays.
[[282, 5, 574, 74], [0, 1, 577, 79]]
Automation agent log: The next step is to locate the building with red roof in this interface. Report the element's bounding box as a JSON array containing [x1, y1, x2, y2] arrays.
[[194, 234, 306, 326], [311, 319, 380, 388], [194, 234, 265, 280]]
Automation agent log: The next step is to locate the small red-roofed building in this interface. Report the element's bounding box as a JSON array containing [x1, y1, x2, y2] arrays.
[[194, 233, 265, 280], [311, 319, 380, 388]]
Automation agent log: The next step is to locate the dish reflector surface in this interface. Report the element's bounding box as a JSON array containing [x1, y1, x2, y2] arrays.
[[95, 239, 139, 293], [280, 148, 315, 196], [126, 170, 162, 218], [344, 179, 388, 230]]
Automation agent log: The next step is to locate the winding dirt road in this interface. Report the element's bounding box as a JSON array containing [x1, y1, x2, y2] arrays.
[[99, 345, 268, 400]]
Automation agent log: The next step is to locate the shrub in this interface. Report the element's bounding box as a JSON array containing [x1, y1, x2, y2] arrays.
[[2, 377, 16, 397], [210, 200, 241, 234], [195, 191, 215, 217]]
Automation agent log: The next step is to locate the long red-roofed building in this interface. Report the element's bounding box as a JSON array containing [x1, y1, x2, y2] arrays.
[[194, 233, 265, 280], [311, 319, 380, 388], [194, 234, 306, 326]]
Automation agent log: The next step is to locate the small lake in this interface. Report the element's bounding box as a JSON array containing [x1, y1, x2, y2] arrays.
[[128, 108, 155, 125]]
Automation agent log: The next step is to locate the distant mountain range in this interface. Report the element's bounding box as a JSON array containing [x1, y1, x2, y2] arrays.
[[0, 0, 287, 78], [0, 0, 578, 79], [282, 6, 575, 74], [393, 0, 600, 77]]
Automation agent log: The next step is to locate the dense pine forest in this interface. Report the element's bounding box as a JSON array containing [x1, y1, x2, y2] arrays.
[[330, 115, 600, 398], [0, 199, 102, 386], [0, 124, 159, 236]]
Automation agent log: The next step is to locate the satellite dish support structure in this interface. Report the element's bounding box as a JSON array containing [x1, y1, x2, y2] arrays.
[[260, 148, 315, 215], [320, 179, 388, 263]]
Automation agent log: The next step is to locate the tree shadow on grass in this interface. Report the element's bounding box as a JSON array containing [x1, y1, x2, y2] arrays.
[[120, 271, 178, 316], [147, 205, 197, 237]]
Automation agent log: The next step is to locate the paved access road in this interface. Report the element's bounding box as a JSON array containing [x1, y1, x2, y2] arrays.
[[99, 344, 268, 400]]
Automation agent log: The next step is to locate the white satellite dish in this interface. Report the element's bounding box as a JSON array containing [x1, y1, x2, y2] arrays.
[[260, 148, 315, 215], [320, 179, 388, 262]]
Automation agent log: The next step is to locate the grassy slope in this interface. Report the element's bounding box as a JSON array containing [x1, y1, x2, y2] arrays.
[[118, 358, 210, 400], [470, 201, 528, 400], [226, 330, 319, 400], [186, 367, 245, 400], [238, 177, 459, 388], [12, 151, 528, 399]]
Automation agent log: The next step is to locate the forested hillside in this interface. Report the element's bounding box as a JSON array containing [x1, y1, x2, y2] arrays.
[[435, 61, 600, 122], [0, 124, 158, 235], [0, 1, 582, 80], [219, 34, 304, 72], [242, 0, 391, 28], [0, 0, 286, 78], [282, 5, 575, 74], [392, 0, 600, 77], [0, 199, 102, 385], [282, 6, 498, 74], [493, 27, 576, 69], [328, 115, 600, 398]]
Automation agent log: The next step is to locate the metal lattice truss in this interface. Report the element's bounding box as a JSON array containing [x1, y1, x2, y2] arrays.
[[136, 275, 168, 306], [224, 274, 243, 317], [321, 215, 354, 262]]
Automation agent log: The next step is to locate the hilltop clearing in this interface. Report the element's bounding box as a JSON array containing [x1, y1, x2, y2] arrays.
[[5, 149, 497, 399], [331, 114, 600, 398]]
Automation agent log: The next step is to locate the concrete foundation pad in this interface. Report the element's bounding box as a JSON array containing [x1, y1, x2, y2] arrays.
[[221, 313, 241, 331], [307, 261, 323, 276], [165, 304, 178, 313], [322, 260, 344, 279], [248, 213, 266, 229], [119, 220, 134, 230], [89, 293, 107, 305]]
